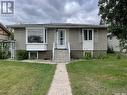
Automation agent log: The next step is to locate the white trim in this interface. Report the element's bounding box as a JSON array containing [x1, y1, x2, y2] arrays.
[[26, 43, 47, 45], [92, 29, 94, 50]]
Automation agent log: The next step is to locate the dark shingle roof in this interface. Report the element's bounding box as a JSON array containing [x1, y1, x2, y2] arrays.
[[7, 23, 107, 29]]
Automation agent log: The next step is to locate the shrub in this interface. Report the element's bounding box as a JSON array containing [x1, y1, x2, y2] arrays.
[[0, 50, 11, 59], [16, 50, 28, 60], [116, 53, 121, 59], [97, 54, 108, 59], [84, 52, 92, 60], [107, 47, 114, 53]]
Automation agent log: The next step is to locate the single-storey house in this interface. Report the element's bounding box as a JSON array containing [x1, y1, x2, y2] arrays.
[[107, 33, 120, 52], [8, 23, 107, 62]]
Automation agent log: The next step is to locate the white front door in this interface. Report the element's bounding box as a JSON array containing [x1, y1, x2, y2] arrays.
[[57, 29, 66, 49]]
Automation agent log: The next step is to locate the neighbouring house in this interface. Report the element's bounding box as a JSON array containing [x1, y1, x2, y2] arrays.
[[0, 23, 15, 59], [0, 23, 11, 41], [107, 33, 120, 52], [107, 33, 127, 53], [8, 23, 107, 62]]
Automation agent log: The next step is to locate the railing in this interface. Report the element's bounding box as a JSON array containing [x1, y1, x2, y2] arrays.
[[52, 42, 70, 61], [52, 42, 55, 60], [67, 42, 71, 60]]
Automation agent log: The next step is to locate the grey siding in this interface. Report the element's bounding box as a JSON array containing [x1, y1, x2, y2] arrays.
[[94, 29, 107, 50], [47, 28, 55, 50], [14, 28, 26, 50], [69, 28, 82, 50]]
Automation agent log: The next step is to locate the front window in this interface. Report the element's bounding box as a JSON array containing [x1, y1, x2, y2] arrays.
[[83, 29, 93, 40], [27, 29, 46, 43]]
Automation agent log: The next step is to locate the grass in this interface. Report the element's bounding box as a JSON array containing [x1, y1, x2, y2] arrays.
[[67, 54, 127, 95], [0, 60, 56, 95]]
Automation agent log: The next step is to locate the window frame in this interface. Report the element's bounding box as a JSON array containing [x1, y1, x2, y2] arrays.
[[83, 29, 93, 41], [26, 27, 47, 44]]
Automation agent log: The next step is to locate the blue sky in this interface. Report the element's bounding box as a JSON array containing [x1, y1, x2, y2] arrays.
[[0, 0, 100, 25]]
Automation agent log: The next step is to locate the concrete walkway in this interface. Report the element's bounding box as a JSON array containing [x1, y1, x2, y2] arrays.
[[48, 63, 72, 95]]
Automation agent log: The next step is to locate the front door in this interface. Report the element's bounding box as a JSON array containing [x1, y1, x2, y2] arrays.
[[57, 29, 66, 49]]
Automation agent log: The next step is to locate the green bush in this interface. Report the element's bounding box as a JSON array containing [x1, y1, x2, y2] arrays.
[[84, 52, 92, 60], [16, 50, 28, 60], [107, 47, 114, 53], [116, 53, 121, 59], [97, 54, 108, 59], [0, 50, 11, 59]]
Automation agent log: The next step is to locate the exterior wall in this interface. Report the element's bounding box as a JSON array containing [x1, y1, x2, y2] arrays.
[[13, 27, 107, 59], [47, 28, 55, 50], [93, 50, 107, 58], [71, 50, 83, 59], [92, 29, 107, 58], [107, 36, 120, 52], [14, 28, 26, 50], [94, 28, 107, 50], [38, 50, 52, 59], [69, 28, 82, 50]]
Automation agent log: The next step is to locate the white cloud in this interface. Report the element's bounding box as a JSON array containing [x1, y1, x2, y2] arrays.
[[66, 8, 100, 24], [0, 0, 100, 25], [64, 1, 81, 15]]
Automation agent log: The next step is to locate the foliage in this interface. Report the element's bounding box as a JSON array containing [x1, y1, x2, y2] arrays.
[[16, 50, 28, 60], [0, 43, 11, 59], [107, 47, 114, 53], [97, 54, 108, 59], [116, 53, 121, 59], [98, 0, 127, 51], [84, 52, 92, 59]]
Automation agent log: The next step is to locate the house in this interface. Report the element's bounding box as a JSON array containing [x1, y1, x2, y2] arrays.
[[107, 33, 120, 52], [0, 23, 11, 41], [8, 23, 107, 62], [107, 33, 127, 52], [0, 23, 15, 59]]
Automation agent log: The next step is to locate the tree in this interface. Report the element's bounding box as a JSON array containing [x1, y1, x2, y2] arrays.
[[98, 0, 127, 52]]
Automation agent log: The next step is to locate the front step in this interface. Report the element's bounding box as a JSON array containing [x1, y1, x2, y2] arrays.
[[53, 49, 70, 63]]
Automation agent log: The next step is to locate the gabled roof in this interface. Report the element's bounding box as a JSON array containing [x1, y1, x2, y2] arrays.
[[0, 23, 11, 35], [7, 23, 107, 29]]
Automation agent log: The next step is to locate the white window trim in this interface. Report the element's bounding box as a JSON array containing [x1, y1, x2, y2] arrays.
[[26, 27, 47, 44]]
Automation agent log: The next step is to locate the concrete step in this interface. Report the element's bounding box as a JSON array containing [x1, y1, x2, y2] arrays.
[[53, 49, 70, 63]]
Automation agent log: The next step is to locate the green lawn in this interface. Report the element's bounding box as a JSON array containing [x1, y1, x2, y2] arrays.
[[67, 54, 127, 95], [0, 61, 56, 95]]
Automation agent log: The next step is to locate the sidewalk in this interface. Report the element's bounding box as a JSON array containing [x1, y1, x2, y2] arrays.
[[48, 63, 72, 95]]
